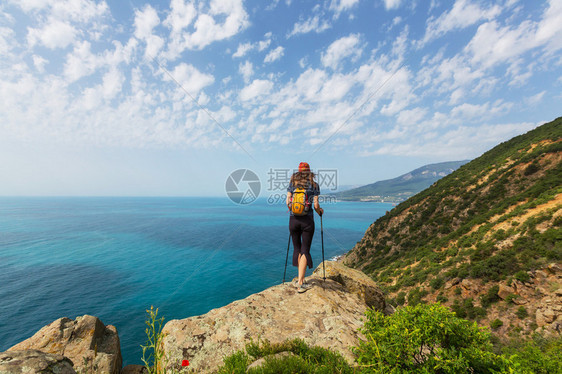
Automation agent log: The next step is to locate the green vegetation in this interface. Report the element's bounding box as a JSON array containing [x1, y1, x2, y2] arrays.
[[216, 338, 353, 374], [207, 303, 562, 374], [346, 117, 562, 316], [480, 285, 501, 308], [141, 306, 187, 374], [516, 306, 529, 319], [354, 303, 509, 373], [490, 319, 503, 330], [514, 271, 531, 283], [499, 334, 562, 374]]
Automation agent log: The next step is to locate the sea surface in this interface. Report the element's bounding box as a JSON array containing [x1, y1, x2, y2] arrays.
[[0, 197, 392, 366]]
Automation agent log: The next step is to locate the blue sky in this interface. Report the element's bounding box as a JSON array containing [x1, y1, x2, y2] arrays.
[[0, 0, 560, 196]]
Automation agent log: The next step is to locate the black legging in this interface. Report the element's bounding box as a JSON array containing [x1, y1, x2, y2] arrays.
[[289, 215, 315, 269]]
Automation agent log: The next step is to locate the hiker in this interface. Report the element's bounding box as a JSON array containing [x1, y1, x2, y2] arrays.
[[286, 162, 324, 293]]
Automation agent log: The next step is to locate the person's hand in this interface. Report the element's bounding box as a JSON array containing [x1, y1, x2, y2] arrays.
[[316, 208, 324, 216]]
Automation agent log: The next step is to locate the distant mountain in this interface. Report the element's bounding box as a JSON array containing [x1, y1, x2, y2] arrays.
[[335, 161, 469, 202]]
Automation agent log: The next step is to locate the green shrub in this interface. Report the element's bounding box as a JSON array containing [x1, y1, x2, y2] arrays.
[[354, 303, 511, 373], [395, 291, 406, 306], [216, 338, 353, 374], [516, 306, 529, 319], [480, 285, 501, 308], [500, 335, 562, 374], [451, 298, 486, 320], [429, 276, 444, 290], [524, 161, 540, 176], [491, 319, 504, 330], [436, 292, 448, 303], [514, 271, 531, 283], [407, 287, 428, 306]]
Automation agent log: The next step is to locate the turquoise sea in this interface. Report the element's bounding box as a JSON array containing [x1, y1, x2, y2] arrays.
[[0, 197, 392, 366]]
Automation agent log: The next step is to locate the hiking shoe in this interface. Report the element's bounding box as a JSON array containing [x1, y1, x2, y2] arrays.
[[298, 283, 312, 293]]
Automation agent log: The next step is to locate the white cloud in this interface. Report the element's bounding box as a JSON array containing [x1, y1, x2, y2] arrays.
[[314, 73, 354, 102], [396, 107, 428, 126], [233, 42, 253, 58], [162, 0, 249, 58], [384, 0, 403, 10], [422, 0, 501, 45], [258, 38, 271, 52], [364, 121, 538, 158], [64, 41, 101, 82], [133, 5, 163, 58], [134, 5, 160, 40], [164, 0, 197, 34], [288, 15, 331, 37], [466, 1, 562, 72], [32, 55, 48, 73], [165, 63, 215, 95], [239, 60, 253, 83], [27, 19, 77, 49], [264, 46, 284, 63], [184, 0, 249, 50], [101, 68, 124, 100], [145, 34, 164, 59], [0, 27, 15, 55], [240, 79, 274, 101], [450, 100, 512, 119], [330, 0, 360, 17], [539, 0, 562, 54], [525, 91, 546, 106], [14, 0, 109, 22], [321, 34, 361, 69]]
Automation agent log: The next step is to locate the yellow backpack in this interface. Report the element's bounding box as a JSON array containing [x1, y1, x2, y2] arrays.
[[291, 187, 310, 216]]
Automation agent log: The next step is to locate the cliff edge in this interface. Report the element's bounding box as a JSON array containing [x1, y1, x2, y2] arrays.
[[1, 261, 384, 374], [161, 261, 385, 373]]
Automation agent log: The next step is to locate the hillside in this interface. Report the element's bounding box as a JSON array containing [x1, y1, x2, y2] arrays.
[[335, 161, 468, 202], [343, 116, 562, 339]]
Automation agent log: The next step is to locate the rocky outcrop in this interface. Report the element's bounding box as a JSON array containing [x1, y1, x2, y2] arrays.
[[312, 261, 385, 311], [0, 350, 75, 374], [8, 315, 121, 374], [161, 261, 385, 373]]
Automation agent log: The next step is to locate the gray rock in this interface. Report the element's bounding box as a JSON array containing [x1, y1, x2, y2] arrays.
[[0, 350, 75, 374], [312, 260, 386, 310], [161, 261, 385, 373], [9, 315, 122, 374]]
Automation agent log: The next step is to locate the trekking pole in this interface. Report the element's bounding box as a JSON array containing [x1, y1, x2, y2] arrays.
[[283, 233, 291, 284], [321, 215, 326, 282]]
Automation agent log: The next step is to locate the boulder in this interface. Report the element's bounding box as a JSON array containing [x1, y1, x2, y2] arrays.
[[497, 284, 515, 300], [546, 263, 562, 274], [461, 279, 473, 290], [536, 308, 557, 327], [161, 261, 385, 373], [444, 278, 461, 290], [0, 350, 75, 374], [9, 315, 122, 374], [312, 261, 386, 310]]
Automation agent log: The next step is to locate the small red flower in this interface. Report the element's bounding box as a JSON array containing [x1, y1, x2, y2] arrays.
[[182, 359, 189, 367]]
